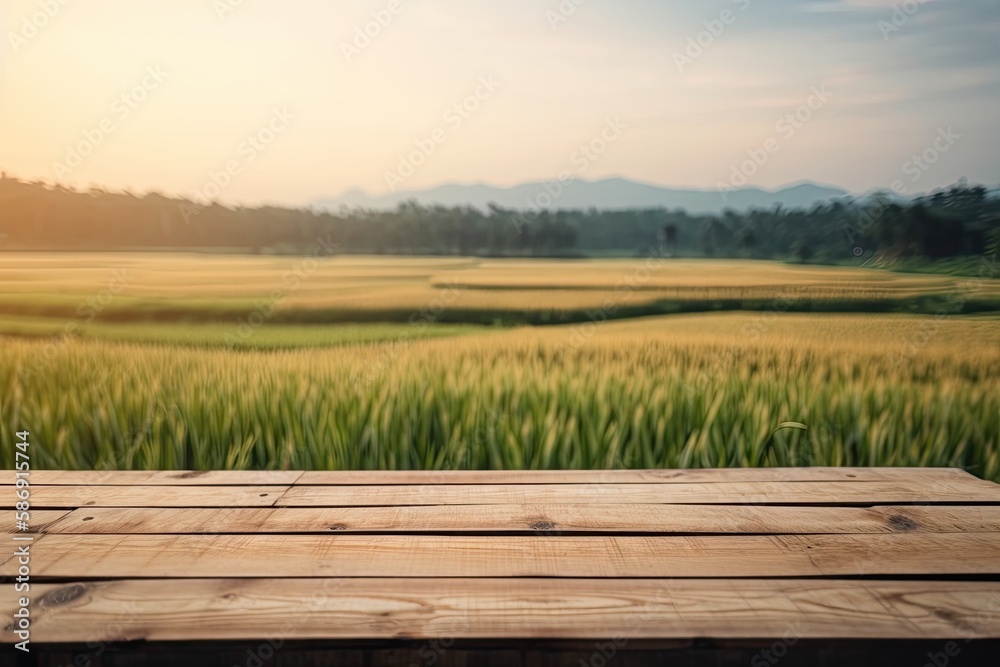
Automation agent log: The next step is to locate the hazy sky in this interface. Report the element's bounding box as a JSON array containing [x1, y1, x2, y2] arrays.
[[2, 0, 998, 206]]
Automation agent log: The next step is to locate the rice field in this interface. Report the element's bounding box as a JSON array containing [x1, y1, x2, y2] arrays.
[[2, 302, 998, 479], [2, 254, 999, 327], [0, 315, 481, 350], [1, 253, 997, 478]]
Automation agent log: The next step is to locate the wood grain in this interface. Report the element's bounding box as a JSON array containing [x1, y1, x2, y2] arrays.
[[5, 468, 998, 644], [277, 481, 1000, 506], [0, 485, 289, 508], [6, 533, 999, 578], [43, 504, 1000, 535], [5, 578, 1000, 642]]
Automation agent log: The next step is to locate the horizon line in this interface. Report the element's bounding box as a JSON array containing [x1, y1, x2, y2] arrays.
[[4, 170, 997, 212]]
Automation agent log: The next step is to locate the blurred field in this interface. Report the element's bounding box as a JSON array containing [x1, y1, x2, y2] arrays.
[[2, 254, 997, 479], [2, 311, 998, 480], [0, 315, 481, 350], [2, 254, 999, 328]]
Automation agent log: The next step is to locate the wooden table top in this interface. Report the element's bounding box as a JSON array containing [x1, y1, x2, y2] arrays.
[[3, 467, 1000, 644]]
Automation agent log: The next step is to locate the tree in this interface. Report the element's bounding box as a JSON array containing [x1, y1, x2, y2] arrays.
[[736, 226, 758, 256], [1, 176, 996, 261], [988, 228, 1000, 259], [661, 224, 678, 256], [792, 239, 815, 263]]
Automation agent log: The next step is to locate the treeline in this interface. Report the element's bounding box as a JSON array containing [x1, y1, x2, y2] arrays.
[[1, 175, 997, 261]]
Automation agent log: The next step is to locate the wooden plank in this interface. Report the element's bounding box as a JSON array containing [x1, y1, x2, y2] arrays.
[[5, 578, 1000, 642], [277, 481, 1000, 507], [296, 467, 984, 485], [43, 504, 1000, 535], [6, 533, 999, 578], [0, 470, 303, 486], [3, 467, 981, 486], [0, 510, 70, 533], [0, 485, 289, 509], [9, 480, 997, 510]]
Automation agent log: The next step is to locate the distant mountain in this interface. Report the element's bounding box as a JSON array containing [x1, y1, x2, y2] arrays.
[[316, 178, 850, 214]]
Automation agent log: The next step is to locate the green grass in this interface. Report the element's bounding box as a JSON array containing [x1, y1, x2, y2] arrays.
[[880, 256, 1000, 277], [3, 294, 1000, 328], [0, 315, 484, 350], [806, 255, 1000, 278], [3, 313, 997, 480]]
